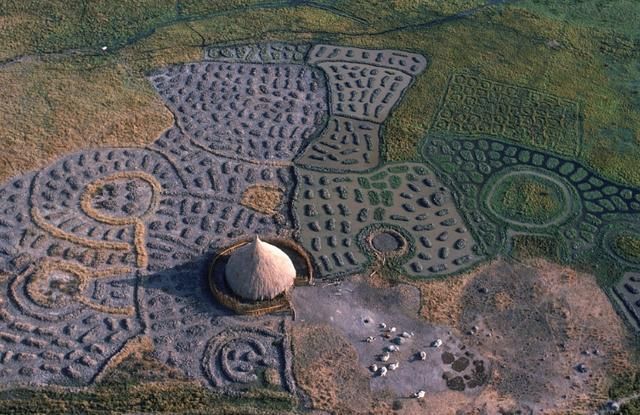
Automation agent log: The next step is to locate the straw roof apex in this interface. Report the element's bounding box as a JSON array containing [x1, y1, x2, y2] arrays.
[[225, 236, 296, 301]]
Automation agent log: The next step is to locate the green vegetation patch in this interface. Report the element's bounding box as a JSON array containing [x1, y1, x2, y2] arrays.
[[0, 384, 296, 415], [601, 221, 640, 268], [431, 73, 581, 157], [1, 0, 177, 58], [422, 133, 640, 290], [514, 0, 640, 39], [610, 370, 640, 414], [2, 1, 640, 187], [614, 232, 640, 264], [489, 173, 567, 226], [510, 234, 560, 261]]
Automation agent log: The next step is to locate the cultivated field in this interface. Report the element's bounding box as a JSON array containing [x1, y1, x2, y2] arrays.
[[1, 1, 639, 413]]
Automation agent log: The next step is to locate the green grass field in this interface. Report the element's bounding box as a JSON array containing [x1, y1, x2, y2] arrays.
[[0, 351, 297, 414], [1, 1, 639, 184], [490, 174, 567, 225], [615, 233, 640, 263]]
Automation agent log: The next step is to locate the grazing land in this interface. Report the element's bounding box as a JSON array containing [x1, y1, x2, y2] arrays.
[[1, 1, 639, 414]]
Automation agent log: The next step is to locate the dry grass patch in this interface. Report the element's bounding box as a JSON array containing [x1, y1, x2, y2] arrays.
[[291, 323, 394, 415], [416, 263, 494, 327], [240, 185, 285, 215], [460, 258, 636, 413], [0, 59, 172, 181], [417, 274, 472, 327], [415, 258, 638, 413]]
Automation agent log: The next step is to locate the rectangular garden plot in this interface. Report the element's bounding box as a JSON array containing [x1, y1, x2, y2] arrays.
[[432, 73, 581, 157]]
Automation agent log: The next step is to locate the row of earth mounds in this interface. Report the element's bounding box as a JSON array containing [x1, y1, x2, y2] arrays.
[[614, 272, 640, 331], [608, 225, 640, 331], [423, 72, 640, 335], [1, 36, 637, 404], [422, 133, 640, 255], [422, 131, 640, 331], [432, 72, 582, 157], [0, 258, 141, 386], [0, 142, 299, 391], [297, 45, 426, 172], [205, 43, 311, 64], [148, 62, 328, 163], [0, 42, 436, 395], [293, 163, 481, 280], [151, 43, 427, 173], [3, 145, 295, 274]]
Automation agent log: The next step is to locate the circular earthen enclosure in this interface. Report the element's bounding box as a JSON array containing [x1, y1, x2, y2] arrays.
[[371, 230, 407, 255]]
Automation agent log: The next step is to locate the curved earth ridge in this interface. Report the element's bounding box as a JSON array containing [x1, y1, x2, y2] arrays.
[[0, 40, 638, 395], [422, 133, 640, 330], [422, 133, 640, 251], [0, 43, 435, 392]]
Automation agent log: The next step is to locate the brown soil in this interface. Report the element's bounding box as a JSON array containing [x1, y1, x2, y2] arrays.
[[99, 350, 188, 385], [388, 387, 522, 415], [417, 257, 637, 414], [291, 258, 635, 414], [492, 291, 514, 312], [415, 265, 487, 327], [417, 271, 475, 327], [291, 316, 518, 415]]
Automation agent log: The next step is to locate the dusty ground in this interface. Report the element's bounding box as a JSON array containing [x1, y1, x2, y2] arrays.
[[417, 258, 637, 414], [291, 273, 491, 415], [290, 259, 637, 414], [418, 266, 483, 327], [291, 323, 393, 415]]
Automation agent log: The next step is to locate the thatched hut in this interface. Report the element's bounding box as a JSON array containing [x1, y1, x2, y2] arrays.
[[225, 236, 296, 301]]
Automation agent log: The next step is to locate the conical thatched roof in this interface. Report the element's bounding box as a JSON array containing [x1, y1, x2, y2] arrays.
[[225, 236, 296, 301]]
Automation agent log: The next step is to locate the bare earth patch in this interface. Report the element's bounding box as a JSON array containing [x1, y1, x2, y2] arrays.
[[289, 258, 637, 414], [291, 323, 394, 415], [417, 258, 636, 414], [291, 274, 491, 414], [418, 264, 484, 327]]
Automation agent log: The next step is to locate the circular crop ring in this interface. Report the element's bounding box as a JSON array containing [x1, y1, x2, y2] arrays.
[[9, 259, 134, 321], [480, 166, 580, 230], [602, 222, 640, 266], [24, 260, 89, 311], [80, 171, 162, 225], [357, 223, 415, 264]]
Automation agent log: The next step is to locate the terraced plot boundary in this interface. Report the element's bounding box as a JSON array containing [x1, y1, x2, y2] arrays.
[[422, 131, 640, 331], [0, 38, 638, 412]]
